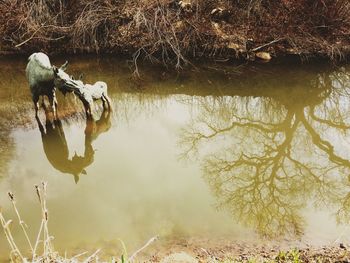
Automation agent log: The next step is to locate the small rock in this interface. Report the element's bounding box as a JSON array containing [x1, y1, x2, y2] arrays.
[[179, 0, 193, 12], [256, 52, 272, 61], [340, 243, 346, 249]]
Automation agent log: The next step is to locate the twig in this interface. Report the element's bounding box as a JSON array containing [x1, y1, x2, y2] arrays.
[[83, 248, 101, 263], [71, 251, 88, 259], [15, 26, 45, 48], [0, 212, 24, 261], [33, 182, 54, 260], [41, 182, 54, 257], [0, 214, 16, 254], [251, 38, 283, 52], [33, 220, 44, 260], [8, 191, 34, 254], [128, 235, 159, 262]]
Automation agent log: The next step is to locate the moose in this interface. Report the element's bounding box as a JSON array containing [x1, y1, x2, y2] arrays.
[[27, 52, 113, 182], [52, 66, 111, 118], [25, 52, 69, 119], [26, 52, 112, 120]]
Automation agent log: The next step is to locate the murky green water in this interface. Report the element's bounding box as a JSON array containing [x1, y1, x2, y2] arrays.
[[1, 57, 350, 260]]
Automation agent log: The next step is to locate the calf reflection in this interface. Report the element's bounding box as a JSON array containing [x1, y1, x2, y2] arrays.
[[36, 108, 111, 183]]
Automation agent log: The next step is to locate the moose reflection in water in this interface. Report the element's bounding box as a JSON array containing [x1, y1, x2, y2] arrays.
[[36, 106, 111, 183], [180, 67, 350, 238]]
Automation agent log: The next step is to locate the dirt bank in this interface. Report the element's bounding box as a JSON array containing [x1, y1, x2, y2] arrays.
[[145, 238, 350, 262], [1, 0, 350, 68], [65, 237, 350, 262]]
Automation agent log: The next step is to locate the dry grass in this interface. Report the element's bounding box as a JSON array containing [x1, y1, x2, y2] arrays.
[[0, 0, 349, 65], [0, 0, 69, 51], [0, 182, 62, 262], [71, 0, 119, 53], [0, 182, 158, 262]]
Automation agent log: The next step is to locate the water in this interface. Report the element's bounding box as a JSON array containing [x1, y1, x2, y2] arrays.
[[0, 57, 350, 260]]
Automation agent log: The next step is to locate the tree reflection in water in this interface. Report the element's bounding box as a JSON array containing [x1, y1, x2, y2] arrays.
[[180, 67, 350, 238]]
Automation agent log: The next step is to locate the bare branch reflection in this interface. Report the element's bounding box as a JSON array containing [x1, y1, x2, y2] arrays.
[[180, 68, 350, 238]]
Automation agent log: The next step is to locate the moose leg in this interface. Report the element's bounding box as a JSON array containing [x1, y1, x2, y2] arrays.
[[54, 93, 58, 111], [48, 91, 58, 120], [83, 101, 93, 119], [48, 95, 55, 119], [41, 96, 49, 112], [87, 104, 93, 119], [41, 96, 46, 108], [103, 94, 111, 109], [101, 96, 106, 109], [32, 94, 40, 117], [54, 97, 58, 117]]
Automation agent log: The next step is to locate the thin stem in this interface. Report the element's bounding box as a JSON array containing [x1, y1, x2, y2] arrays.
[[8, 192, 34, 254], [0, 212, 24, 261]]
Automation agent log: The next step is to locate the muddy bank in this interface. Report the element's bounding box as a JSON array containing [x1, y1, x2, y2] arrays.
[[146, 239, 350, 262], [1, 0, 350, 68], [63, 237, 350, 262]]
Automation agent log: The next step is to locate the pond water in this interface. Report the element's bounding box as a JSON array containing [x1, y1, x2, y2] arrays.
[[0, 57, 350, 260]]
